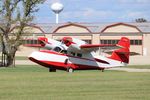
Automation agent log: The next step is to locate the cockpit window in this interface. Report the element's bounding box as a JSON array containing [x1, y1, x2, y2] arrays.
[[60, 50, 67, 54], [71, 52, 75, 56], [77, 53, 82, 57], [53, 47, 62, 52]]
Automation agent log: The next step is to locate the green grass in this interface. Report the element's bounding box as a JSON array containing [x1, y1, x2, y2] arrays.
[[0, 56, 28, 60], [14, 56, 28, 60], [0, 65, 150, 100]]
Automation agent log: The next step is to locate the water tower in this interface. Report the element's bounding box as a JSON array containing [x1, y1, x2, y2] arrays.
[[51, 2, 64, 24]]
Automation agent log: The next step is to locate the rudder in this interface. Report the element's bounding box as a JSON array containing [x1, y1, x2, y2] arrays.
[[110, 37, 130, 64]]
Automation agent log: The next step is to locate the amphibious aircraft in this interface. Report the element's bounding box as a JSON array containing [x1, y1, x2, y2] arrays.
[[28, 37, 130, 72]]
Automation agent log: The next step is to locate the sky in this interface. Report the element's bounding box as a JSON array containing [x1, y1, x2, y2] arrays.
[[34, 0, 150, 23]]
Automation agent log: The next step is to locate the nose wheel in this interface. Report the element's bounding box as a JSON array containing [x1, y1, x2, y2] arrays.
[[67, 67, 74, 73], [101, 68, 104, 72]]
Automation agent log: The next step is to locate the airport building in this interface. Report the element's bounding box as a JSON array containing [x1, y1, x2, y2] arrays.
[[13, 22, 150, 65]]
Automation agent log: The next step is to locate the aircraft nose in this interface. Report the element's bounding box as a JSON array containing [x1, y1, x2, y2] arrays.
[[28, 51, 39, 60], [28, 51, 41, 64]]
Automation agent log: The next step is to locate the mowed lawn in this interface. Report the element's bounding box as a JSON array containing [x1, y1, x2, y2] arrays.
[[0, 65, 150, 100]]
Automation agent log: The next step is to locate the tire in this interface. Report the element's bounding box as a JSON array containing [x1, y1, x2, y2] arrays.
[[49, 67, 56, 72], [67, 67, 74, 73]]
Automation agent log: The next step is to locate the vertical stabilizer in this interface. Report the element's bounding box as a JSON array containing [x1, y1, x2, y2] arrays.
[[110, 37, 130, 64]]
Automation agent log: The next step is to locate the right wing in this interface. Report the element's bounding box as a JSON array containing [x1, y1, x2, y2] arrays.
[[80, 44, 118, 52], [67, 37, 130, 53], [67, 43, 120, 53]]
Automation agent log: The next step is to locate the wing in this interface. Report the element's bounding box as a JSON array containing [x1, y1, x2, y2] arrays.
[[67, 44, 119, 53], [78, 37, 130, 52], [80, 44, 117, 52], [80, 44, 119, 52]]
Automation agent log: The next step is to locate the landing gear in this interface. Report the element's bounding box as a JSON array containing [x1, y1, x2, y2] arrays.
[[49, 67, 56, 72], [102, 69, 104, 72], [100, 68, 104, 72], [67, 67, 74, 73]]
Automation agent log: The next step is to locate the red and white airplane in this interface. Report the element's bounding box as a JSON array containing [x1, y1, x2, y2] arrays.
[[28, 37, 130, 72]]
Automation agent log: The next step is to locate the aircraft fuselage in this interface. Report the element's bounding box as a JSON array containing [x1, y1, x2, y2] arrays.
[[29, 50, 109, 71]]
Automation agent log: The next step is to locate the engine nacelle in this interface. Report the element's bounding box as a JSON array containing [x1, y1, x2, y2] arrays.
[[38, 37, 68, 51], [44, 43, 55, 50], [67, 44, 81, 52], [62, 37, 86, 47]]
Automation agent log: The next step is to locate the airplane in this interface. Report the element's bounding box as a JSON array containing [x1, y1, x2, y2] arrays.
[[28, 36, 130, 73]]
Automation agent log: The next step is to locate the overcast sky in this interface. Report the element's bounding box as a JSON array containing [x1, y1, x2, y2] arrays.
[[33, 0, 150, 23]]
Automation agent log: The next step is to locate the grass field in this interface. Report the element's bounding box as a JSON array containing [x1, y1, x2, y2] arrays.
[[0, 65, 150, 100], [0, 56, 28, 60]]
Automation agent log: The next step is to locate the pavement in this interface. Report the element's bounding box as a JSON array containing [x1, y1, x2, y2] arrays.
[[15, 60, 37, 65], [107, 68, 150, 72]]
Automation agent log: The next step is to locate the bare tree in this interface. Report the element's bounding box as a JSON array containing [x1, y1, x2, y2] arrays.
[[0, 0, 45, 67], [135, 18, 148, 23]]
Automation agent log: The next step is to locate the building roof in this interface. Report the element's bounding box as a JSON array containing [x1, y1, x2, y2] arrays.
[[30, 22, 150, 33], [130, 23, 150, 33]]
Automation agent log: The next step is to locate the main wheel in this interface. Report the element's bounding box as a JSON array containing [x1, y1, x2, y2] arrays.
[[67, 67, 74, 73], [49, 67, 56, 72], [102, 69, 104, 72]]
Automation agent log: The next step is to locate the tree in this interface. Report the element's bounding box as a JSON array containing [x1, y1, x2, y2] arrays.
[[135, 18, 148, 23], [0, 0, 45, 67]]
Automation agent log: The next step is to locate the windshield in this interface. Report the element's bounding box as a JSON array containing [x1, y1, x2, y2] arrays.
[[53, 47, 62, 52]]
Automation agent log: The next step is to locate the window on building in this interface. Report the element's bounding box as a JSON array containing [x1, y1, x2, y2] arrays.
[[130, 40, 142, 45], [83, 40, 92, 44], [139, 40, 142, 45], [22, 39, 41, 46], [108, 40, 111, 44], [101, 40, 119, 45], [101, 39, 142, 45]]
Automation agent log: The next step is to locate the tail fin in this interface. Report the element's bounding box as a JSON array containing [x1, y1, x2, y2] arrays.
[[110, 37, 130, 64]]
